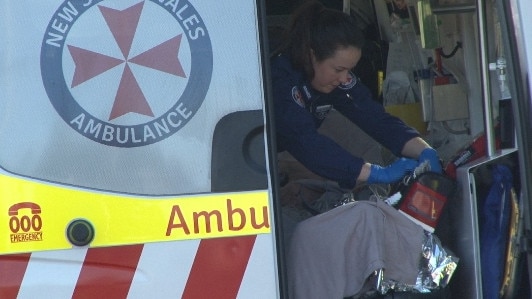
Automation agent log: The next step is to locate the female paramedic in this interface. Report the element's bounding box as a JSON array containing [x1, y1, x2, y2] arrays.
[[270, 0, 442, 189], [271, 3, 445, 297]]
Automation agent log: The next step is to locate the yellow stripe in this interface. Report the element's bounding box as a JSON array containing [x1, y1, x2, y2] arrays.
[[0, 174, 271, 254]]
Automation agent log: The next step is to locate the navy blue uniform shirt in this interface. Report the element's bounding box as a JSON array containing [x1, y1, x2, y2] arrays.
[[271, 54, 420, 188]]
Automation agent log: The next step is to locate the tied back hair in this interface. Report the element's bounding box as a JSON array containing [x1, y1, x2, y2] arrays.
[[273, 1, 365, 80]]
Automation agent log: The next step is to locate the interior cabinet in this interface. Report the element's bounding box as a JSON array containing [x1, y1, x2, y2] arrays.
[[437, 0, 529, 298]]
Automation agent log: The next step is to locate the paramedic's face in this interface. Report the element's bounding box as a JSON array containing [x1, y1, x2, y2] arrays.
[[310, 46, 361, 94]]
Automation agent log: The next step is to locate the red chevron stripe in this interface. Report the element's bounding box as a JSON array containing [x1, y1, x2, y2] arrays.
[[72, 244, 144, 299], [182, 236, 256, 299], [0, 253, 31, 299]]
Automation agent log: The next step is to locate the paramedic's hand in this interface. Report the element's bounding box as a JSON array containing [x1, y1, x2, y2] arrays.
[[418, 148, 443, 173], [367, 158, 417, 184]]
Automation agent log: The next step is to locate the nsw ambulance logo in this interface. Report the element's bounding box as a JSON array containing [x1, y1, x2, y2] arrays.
[[41, 0, 213, 147]]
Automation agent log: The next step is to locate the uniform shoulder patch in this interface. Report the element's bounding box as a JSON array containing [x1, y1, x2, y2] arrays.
[[338, 71, 358, 90], [291, 86, 305, 108]]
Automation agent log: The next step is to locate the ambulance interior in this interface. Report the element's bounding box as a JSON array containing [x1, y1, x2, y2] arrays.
[[266, 0, 532, 298]]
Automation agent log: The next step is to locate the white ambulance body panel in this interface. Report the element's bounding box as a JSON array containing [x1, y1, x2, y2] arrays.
[[0, 1, 281, 298], [0, 0, 264, 195]]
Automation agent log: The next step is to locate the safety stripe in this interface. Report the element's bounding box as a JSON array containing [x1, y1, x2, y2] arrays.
[[0, 236, 269, 298], [182, 235, 257, 299], [18, 249, 86, 298], [0, 253, 31, 299], [127, 240, 199, 298], [72, 244, 144, 299]]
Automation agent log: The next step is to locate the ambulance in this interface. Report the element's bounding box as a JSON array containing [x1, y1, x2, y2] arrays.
[[0, 0, 283, 298], [1, 0, 532, 298]]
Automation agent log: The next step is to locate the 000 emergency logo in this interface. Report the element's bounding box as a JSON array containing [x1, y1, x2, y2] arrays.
[[41, 0, 213, 147]]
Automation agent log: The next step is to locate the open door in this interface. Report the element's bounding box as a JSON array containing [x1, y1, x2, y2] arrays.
[[0, 0, 284, 298]]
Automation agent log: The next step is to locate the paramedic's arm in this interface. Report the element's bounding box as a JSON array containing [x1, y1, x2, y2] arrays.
[[402, 137, 443, 173], [357, 158, 417, 183], [401, 137, 431, 158], [357, 163, 371, 181], [357, 137, 438, 182]]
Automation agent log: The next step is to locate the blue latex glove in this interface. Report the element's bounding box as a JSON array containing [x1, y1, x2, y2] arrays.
[[418, 148, 443, 173], [367, 158, 418, 184]]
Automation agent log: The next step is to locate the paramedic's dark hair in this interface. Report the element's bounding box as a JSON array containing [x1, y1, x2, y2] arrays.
[[273, 1, 366, 79]]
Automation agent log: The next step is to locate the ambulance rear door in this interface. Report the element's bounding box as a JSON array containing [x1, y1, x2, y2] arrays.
[[0, 0, 284, 298]]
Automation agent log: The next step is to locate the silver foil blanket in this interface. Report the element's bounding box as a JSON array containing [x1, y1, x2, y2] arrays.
[[377, 231, 459, 294]]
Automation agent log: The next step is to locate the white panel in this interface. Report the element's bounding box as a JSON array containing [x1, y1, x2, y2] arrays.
[[18, 248, 87, 299], [128, 240, 200, 299], [0, 0, 266, 196]]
